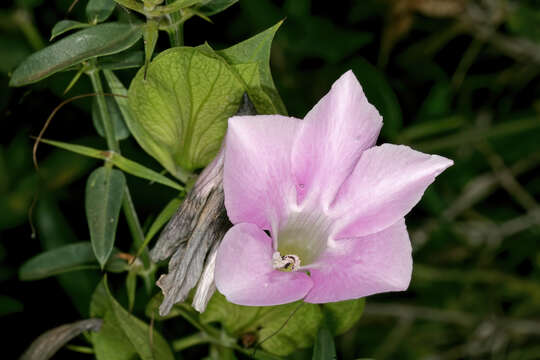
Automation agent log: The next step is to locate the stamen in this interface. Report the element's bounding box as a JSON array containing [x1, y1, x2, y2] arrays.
[[272, 251, 301, 272]]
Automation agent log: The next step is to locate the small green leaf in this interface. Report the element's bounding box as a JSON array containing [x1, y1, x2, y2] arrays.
[[91, 278, 175, 360], [92, 97, 130, 140], [99, 51, 144, 70], [19, 242, 125, 281], [10, 22, 142, 87], [142, 20, 159, 77], [202, 293, 323, 356], [0, 295, 23, 316], [126, 269, 137, 311], [312, 323, 336, 360], [128, 46, 245, 174], [217, 21, 287, 115], [87, 0, 117, 23], [144, 195, 184, 243], [40, 138, 183, 191], [50, 20, 91, 41], [322, 298, 365, 335], [198, 0, 238, 16], [86, 167, 126, 268]]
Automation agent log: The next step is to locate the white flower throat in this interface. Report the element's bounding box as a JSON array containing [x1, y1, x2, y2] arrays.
[[272, 252, 301, 272]]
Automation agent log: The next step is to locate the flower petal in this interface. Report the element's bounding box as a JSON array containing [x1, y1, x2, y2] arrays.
[[292, 70, 382, 207], [332, 144, 453, 238], [304, 219, 411, 303], [215, 223, 313, 306], [223, 115, 301, 230]]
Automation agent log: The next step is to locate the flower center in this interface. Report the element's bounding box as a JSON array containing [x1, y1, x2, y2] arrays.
[[274, 209, 332, 266], [272, 252, 300, 272]]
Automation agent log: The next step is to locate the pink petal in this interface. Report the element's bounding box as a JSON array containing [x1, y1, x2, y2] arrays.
[[215, 223, 313, 306], [292, 70, 382, 207], [304, 219, 411, 303], [332, 144, 453, 238], [223, 115, 301, 230]]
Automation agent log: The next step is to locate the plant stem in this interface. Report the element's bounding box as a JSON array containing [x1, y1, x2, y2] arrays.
[[172, 332, 211, 351], [87, 66, 150, 269], [88, 69, 118, 152], [166, 0, 184, 47]]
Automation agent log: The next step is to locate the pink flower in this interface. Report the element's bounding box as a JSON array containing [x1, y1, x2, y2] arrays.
[[214, 71, 453, 306]]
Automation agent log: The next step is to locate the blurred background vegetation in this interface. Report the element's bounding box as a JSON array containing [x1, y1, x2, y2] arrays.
[[1, 0, 540, 359]]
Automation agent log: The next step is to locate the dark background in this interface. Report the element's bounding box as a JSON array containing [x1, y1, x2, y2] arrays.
[[1, 0, 540, 359]]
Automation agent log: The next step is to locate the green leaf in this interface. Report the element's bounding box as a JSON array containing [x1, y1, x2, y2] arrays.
[[348, 58, 402, 141], [10, 22, 142, 87], [86, 167, 126, 268], [91, 278, 175, 360], [312, 323, 336, 360], [50, 20, 91, 41], [284, 16, 372, 64], [20, 319, 103, 360], [128, 46, 245, 174], [0, 295, 23, 316], [217, 21, 287, 115], [98, 50, 144, 70], [201, 293, 323, 356], [322, 298, 365, 335], [87, 0, 117, 23], [18, 242, 126, 281], [198, 0, 238, 16], [92, 97, 130, 140], [142, 20, 159, 76], [36, 197, 100, 314], [40, 138, 183, 191], [507, 4, 540, 42], [144, 195, 184, 243]]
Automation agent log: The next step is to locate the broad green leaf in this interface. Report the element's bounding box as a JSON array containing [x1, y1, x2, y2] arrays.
[[86, 167, 126, 268], [128, 47, 245, 174], [92, 97, 130, 140], [18, 242, 126, 281], [40, 138, 183, 191], [87, 0, 117, 23], [321, 298, 365, 335], [10, 22, 142, 87], [0, 295, 23, 316], [198, 0, 238, 16], [91, 278, 175, 360], [348, 58, 402, 141], [99, 50, 144, 70], [36, 198, 100, 314], [217, 21, 286, 115], [50, 20, 91, 41], [202, 293, 323, 356], [312, 322, 336, 360]]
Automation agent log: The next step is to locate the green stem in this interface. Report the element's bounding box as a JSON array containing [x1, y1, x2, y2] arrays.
[[123, 189, 151, 268], [87, 66, 150, 269], [166, 0, 184, 47], [13, 8, 45, 50], [88, 69, 118, 152], [172, 332, 211, 352]]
